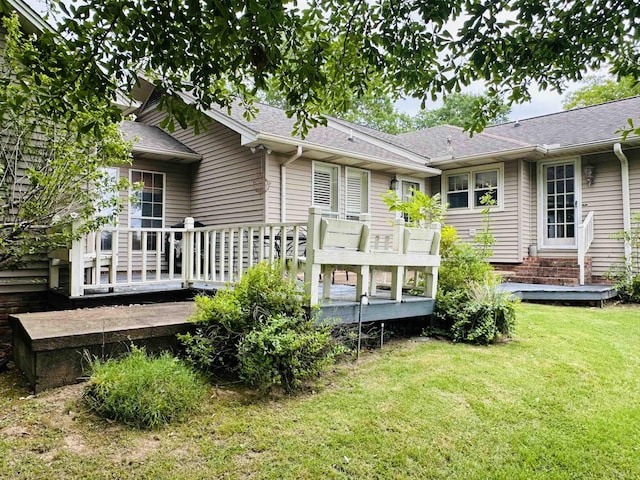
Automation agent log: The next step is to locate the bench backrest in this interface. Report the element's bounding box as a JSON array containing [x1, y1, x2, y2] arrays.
[[319, 218, 370, 252], [403, 224, 441, 255]]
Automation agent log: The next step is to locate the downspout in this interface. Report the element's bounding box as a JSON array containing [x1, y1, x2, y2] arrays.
[[281, 146, 303, 222], [614, 143, 632, 267]]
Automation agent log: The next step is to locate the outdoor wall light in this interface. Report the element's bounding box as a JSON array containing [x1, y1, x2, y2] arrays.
[[389, 175, 399, 191], [583, 164, 595, 186]]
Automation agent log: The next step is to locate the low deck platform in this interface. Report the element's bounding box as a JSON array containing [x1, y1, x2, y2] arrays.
[[499, 282, 618, 305], [12, 284, 435, 392]]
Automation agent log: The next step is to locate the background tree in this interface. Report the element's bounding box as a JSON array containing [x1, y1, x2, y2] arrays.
[[0, 15, 132, 270], [562, 76, 640, 109], [413, 93, 511, 130], [37, 0, 638, 135], [259, 79, 414, 134]]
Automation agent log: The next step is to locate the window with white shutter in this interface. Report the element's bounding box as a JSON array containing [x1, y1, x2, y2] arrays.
[[346, 167, 369, 220], [312, 163, 339, 215]]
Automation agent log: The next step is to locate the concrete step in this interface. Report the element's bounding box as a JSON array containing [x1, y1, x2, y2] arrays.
[[507, 275, 580, 287]]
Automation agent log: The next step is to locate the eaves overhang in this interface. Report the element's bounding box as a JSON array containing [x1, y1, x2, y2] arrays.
[[541, 136, 640, 158], [131, 145, 203, 164], [249, 132, 442, 177], [327, 118, 432, 165], [431, 145, 548, 168], [1, 0, 49, 34]]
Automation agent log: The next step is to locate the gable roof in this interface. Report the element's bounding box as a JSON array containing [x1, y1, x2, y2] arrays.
[[121, 120, 202, 163], [171, 91, 440, 176], [0, 0, 50, 34], [486, 96, 640, 147]]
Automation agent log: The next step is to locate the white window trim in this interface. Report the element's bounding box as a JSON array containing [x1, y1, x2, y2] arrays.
[[311, 161, 340, 216], [129, 168, 166, 229], [345, 167, 371, 220], [537, 157, 581, 251], [441, 163, 505, 214]]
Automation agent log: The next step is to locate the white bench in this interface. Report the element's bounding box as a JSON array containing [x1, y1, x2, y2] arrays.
[[370, 219, 441, 301], [302, 207, 441, 306], [303, 207, 372, 306]]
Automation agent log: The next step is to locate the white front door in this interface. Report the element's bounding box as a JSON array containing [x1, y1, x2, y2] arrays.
[[539, 160, 579, 248]]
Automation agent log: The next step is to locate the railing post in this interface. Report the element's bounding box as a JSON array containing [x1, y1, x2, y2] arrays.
[[69, 222, 85, 297], [389, 218, 405, 301], [426, 222, 442, 298], [305, 207, 323, 306], [183, 217, 194, 287]]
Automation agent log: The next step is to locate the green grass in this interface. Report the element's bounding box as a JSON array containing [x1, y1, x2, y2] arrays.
[[1, 303, 640, 479], [83, 346, 208, 429]]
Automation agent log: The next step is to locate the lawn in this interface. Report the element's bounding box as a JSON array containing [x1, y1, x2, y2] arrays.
[[1, 303, 639, 479]]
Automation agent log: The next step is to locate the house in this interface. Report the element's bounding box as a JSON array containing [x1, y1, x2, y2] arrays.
[[126, 84, 639, 286], [400, 98, 640, 284], [2, 0, 639, 329]]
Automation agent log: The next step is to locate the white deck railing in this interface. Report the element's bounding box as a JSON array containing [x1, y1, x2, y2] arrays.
[[50, 208, 441, 301], [577, 211, 595, 285]]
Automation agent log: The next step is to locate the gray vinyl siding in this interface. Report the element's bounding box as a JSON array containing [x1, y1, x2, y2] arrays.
[[369, 171, 395, 235], [0, 28, 48, 294], [264, 153, 282, 222], [136, 108, 265, 225], [438, 160, 522, 263], [0, 262, 48, 293], [519, 159, 534, 259], [578, 151, 624, 276], [283, 159, 313, 222]]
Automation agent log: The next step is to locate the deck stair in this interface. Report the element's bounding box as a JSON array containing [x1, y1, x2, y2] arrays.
[[505, 257, 592, 286]]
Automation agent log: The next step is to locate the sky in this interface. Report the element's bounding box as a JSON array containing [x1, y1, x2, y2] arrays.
[[24, 0, 582, 123], [396, 83, 578, 123]]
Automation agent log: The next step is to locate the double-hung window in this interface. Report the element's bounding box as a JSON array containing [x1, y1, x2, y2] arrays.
[[443, 164, 503, 212], [312, 162, 339, 216], [345, 167, 370, 220], [130, 169, 165, 250], [99, 167, 119, 250]]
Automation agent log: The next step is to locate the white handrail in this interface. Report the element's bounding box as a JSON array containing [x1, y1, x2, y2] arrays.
[[578, 211, 594, 285], [60, 215, 440, 301]]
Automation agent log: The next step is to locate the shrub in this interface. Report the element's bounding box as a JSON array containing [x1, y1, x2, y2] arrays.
[[179, 261, 339, 392], [608, 212, 640, 302], [449, 279, 517, 344], [83, 346, 207, 430], [238, 313, 339, 393], [433, 226, 517, 344]]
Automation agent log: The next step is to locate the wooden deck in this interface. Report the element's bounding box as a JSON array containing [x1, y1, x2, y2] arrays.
[[499, 282, 617, 306], [12, 283, 435, 392]]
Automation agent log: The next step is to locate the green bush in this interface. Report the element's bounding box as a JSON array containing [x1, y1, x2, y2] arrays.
[[449, 279, 517, 344], [433, 226, 517, 344], [83, 346, 207, 430], [607, 212, 640, 302], [179, 261, 340, 392], [238, 313, 339, 393]]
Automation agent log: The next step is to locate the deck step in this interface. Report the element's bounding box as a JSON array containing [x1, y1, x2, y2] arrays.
[[507, 275, 580, 287], [504, 256, 591, 286]]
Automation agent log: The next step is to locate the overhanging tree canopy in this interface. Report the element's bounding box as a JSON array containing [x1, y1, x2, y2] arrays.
[[38, 0, 639, 135]]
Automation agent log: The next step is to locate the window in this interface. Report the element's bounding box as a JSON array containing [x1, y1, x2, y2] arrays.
[[447, 173, 469, 209], [345, 168, 370, 220], [474, 170, 498, 207], [443, 164, 503, 212], [312, 162, 339, 216], [130, 170, 165, 250], [99, 168, 119, 250]]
